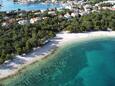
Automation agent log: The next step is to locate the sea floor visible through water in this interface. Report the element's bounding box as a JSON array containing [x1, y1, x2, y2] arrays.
[[0, 0, 62, 11], [1, 37, 115, 86]]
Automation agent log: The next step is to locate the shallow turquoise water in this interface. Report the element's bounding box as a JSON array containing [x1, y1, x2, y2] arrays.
[[1, 37, 115, 86], [0, 0, 61, 11]]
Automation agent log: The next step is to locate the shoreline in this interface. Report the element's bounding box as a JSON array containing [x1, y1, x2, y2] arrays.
[[1, 31, 115, 80], [0, 0, 63, 12]]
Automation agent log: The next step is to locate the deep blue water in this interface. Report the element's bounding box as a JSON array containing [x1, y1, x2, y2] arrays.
[[0, 0, 62, 11], [1, 37, 115, 86]]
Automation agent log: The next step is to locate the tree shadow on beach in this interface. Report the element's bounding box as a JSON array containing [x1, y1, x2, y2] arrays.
[[0, 58, 27, 70], [23, 36, 63, 58], [0, 83, 4, 86], [0, 36, 63, 72]]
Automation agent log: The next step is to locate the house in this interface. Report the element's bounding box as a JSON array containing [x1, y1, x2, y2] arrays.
[[103, 0, 115, 4], [34, 12, 41, 15], [93, 6, 98, 11], [65, 5, 72, 10], [102, 7, 111, 10], [8, 18, 16, 24], [79, 11, 88, 16], [71, 12, 77, 17], [111, 8, 115, 11], [3, 16, 9, 20], [111, 5, 115, 11], [64, 13, 71, 19], [42, 17, 48, 20], [84, 4, 92, 12], [58, 14, 64, 18], [18, 19, 29, 25], [30, 17, 41, 24], [48, 11, 56, 15], [17, 0, 37, 4], [2, 22, 8, 27]]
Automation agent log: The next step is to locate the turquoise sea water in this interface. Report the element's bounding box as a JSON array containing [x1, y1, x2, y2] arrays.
[[0, 0, 61, 11], [1, 37, 115, 86]]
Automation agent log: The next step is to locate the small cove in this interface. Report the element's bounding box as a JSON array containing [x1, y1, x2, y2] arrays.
[[0, 0, 62, 11]]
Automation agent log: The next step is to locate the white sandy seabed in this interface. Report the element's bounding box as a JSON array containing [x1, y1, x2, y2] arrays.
[[0, 31, 115, 80]]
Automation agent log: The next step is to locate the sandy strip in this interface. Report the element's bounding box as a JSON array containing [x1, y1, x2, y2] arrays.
[[0, 31, 115, 80]]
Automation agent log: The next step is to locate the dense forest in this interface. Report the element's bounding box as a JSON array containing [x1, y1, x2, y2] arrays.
[[0, 9, 115, 64], [88, 0, 108, 4], [65, 10, 115, 32]]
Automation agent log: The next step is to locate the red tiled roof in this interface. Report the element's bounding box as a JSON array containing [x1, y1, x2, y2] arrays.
[[111, 8, 115, 11]]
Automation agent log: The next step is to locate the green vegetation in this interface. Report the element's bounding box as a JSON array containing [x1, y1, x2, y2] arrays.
[[0, 23, 56, 63], [99, 3, 113, 7], [65, 10, 115, 32], [88, 0, 107, 4], [0, 9, 115, 64]]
